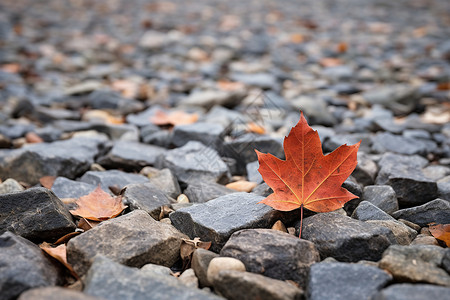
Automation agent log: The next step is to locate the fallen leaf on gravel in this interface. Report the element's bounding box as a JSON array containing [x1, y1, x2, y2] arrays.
[[150, 110, 198, 126], [226, 180, 258, 192], [39, 175, 56, 189], [82, 109, 124, 125], [246, 122, 266, 134], [256, 111, 360, 238], [69, 186, 127, 221], [429, 223, 450, 247], [54, 231, 80, 245], [180, 237, 212, 270], [40, 243, 78, 278], [77, 217, 100, 231]]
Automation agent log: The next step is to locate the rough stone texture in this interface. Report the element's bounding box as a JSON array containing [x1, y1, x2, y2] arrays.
[[79, 170, 149, 191], [207, 257, 246, 283], [192, 248, 219, 287], [97, 141, 166, 171], [83, 255, 223, 300], [0, 137, 105, 184], [122, 182, 172, 219], [170, 193, 295, 252], [362, 185, 398, 214], [67, 210, 188, 276], [372, 284, 450, 300], [246, 161, 263, 184], [437, 175, 450, 200], [184, 182, 236, 203], [221, 229, 320, 288], [391, 199, 450, 227], [351, 201, 396, 221], [0, 188, 76, 242], [351, 152, 378, 186], [214, 270, 304, 300], [443, 249, 450, 274], [172, 122, 225, 149], [301, 212, 394, 262], [379, 245, 450, 286], [0, 232, 61, 300], [0, 178, 24, 194], [371, 132, 433, 156], [307, 262, 392, 300], [51, 177, 97, 199], [18, 287, 101, 300], [410, 234, 440, 246], [145, 167, 181, 199], [178, 268, 199, 288], [365, 220, 417, 245], [161, 141, 231, 184]]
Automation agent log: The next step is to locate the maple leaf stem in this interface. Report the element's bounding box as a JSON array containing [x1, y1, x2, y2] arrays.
[[299, 204, 303, 239]]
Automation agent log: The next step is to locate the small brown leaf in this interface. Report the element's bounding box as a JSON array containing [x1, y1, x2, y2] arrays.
[[39, 176, 57, 189], [180, 238, 212, 270], [77, 217, 100, 231], [429, 223, 450, 247], [54, 231, 80, 245], [246, 122, 266, 135], [40, 244, 78, 278], [159, 205, 174, 220], [226, 180, 258, 192], [150, 110, 198, 126]]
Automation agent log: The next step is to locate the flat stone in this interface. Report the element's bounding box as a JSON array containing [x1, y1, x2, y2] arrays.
[[214, 270, 304, 300], [410, 234, 440, 246], [79, 170, 149, 191], [300, 212, 394, 262], [0, 232, 61, 300], [230, 72, 277, 89], [179, 90, 243, 109], [51, 177, 97, 199], [86, 89, 143, 113], [351, 152, 378, 186], [90, 123, 140, 141], [97, 141, 166, 171], [0, 137, 105, 185], [83, 255, 222, 300], [246, 161, 263, 184], [122, 182, 172, 219], [323, 133, 371, 153], [422, 165, 450, 181], [379, 245, 450, 286], [372, 284, 450, 300], [145, 167, 181, 199], [207, 257, 246, 283], [351, 201, 396, 221], [170, 193, 295, 252], [366, 220, 417, 245], [184, 182, 236, 203], [126, 106, 165, 128], [391, 199, 450, 227], [161, 141, 230, 185], [362, 85, 419, 115], [371, 132, 435, 156], [192, 248, 220, 287], [307, 262, 392, 300], [290, 96, 337, 126], [172, 122, 225, 149], [179, 268, 199, 288], [67, 210, 188, 276], [221, 229, 320, 288], [139, 30, 169, 50], [18, 287, 101, 300], [0, 188, 76, 242], [362, 185, 398, 214], [0, 178, 24, 194]]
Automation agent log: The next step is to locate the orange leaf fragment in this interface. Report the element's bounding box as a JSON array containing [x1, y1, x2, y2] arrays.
[[69, 186, 127, 221], [150, 110, 198, 126], [40, 244, 78, 278], [429, 224, 450, 247], [246, 122, 266, 135], [320, 57, 342, 67], [39, 175, 57, 189]]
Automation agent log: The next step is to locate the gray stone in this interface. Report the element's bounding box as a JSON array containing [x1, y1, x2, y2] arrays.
[[437, 175, 450, 200], [230, 72, 277, 89], [362, 185, 398, 214], [139, 30, 169, 50], [371, 132, 436, 156], [214, 270, 304, 300], [442, 249, 450, 274], [89, 123, 140, 142], [18, 287, 101, 300], [411, 234, 440, 246], [145, 167, 181, 199], [126, 106, 165, 128], [0, 137, 105, 185], [352, 201, 396, 221], [323, 133, 371, 154], [301, 212, 394, 262], [252, 182, 273, 197], [352, 152, 378, 186], [391, 199, 450, 227], [179, 268, 198, 288], [140, 263, 173, 277], [122, 182, 172, 219], [86, 89, 143, 113], [83, 255, 222, 300], [170, 193, 295, 252], [184, 182, 236, 203], [180, 90, 244, 109], [172, 122, 225, 149], [246, 161, 263, 184], [379, 245, 450, 286], [307, 262, 392, 300], [362, 85, 419, 115], [192, 248, 220, 287], [97, 141, 166, 171], [0, 232, 61, 300], [161, 141, 230, 185], [0, 188, 76, 242], [365, 220, 417, 245], [51, 177, 97, 199], [0, 178, 24, 194], [221, 229, 320, 288], [67, 210, 187, 276], [141, 127, 173, 148], [290, 96, 336, 126], [79, 170, 149, 191], [323, 65, 354, 81], [372, 284, 450, 300]]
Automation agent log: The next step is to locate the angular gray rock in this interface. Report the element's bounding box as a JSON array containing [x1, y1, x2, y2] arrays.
[[179, 90, 243, 109], [0, 232, 61, 300], [97, 141, 166, 170], [437, 175, 450, 200], [301, 212, 394, 262], [213, 270, 304, 300], [0, 137, 105, 185], [371, 132, 434, 156], [79, 170, 149, 191], [379, 245, 450, 286], [122, 182, 172, 219], [391, 199, 450, 227], [365, 220, 417, 245], [170, 193, 296, 252], [246, 160, 263, 184], [161, 141, 231, 184], [221, 229, 320, 288], [192, 248, 220, 287], [376, 152, 428, 184], [362, 85, 419, 115], [83, 255, 223, 300], [307, 262, 392, 300], [67, 210, 187, 276], [172, 122, 225, 149], [0, 178, 24, 194], [0, 188, 76, 242], [143, 167, 181, 199], [351, 201, 396, 221], [51, 177, 97, 199], [351, 152, 378, 186], [184, 182, 236, 203], [18, 287, 101, 300], [372, 284, 450, 300], [362, 185, 398, 214]]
